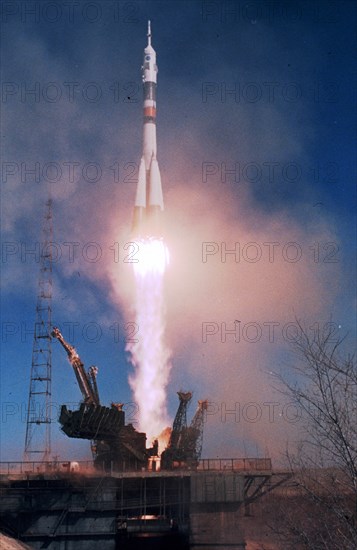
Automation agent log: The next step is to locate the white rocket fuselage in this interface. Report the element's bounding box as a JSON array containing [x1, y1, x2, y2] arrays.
[[133, 21, 164, 238]]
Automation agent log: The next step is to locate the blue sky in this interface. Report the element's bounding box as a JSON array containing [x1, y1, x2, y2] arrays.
[[1, 0, 356, 462]]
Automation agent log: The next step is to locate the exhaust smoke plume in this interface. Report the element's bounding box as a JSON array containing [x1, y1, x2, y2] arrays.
[[126, 238, 171, 443]]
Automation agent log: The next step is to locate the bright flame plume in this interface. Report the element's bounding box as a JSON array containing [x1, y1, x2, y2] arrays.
[[127, 238, 171, 443], [133, 238, 170, 277]]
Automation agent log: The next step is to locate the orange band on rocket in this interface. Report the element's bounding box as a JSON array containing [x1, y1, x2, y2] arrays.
[[144, 106, 156, 118]]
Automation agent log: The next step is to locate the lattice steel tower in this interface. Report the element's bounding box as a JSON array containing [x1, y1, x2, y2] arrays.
[[24, 199, 53, 461]]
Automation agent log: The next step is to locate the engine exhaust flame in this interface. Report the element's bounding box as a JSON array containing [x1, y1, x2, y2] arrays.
[[133, 238, 170, 277], [127, 238, 171, 442]]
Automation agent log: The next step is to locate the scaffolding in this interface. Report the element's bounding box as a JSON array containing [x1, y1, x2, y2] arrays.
[[24, 199, 53, 461]]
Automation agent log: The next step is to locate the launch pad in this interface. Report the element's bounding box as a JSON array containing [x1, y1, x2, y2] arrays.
[[0, 458, 288, 549]]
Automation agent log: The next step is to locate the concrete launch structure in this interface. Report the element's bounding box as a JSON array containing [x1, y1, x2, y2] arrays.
[[132, 21, 164, 238]]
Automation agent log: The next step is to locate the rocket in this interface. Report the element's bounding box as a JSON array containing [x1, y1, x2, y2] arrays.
[[132, 21, 164, 238]]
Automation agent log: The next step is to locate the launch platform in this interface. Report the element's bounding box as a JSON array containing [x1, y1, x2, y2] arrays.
[[0, 458, 291, 549]]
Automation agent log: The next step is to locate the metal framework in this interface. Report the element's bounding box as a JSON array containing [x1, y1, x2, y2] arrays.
[[189, 400, 209, 461], [24, 199, 53, 461], [51, 326, 100, 406], [161, 392, 209, 469]]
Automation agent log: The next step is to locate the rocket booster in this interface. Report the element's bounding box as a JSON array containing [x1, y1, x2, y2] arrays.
[[132, 21, 164, 238]]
